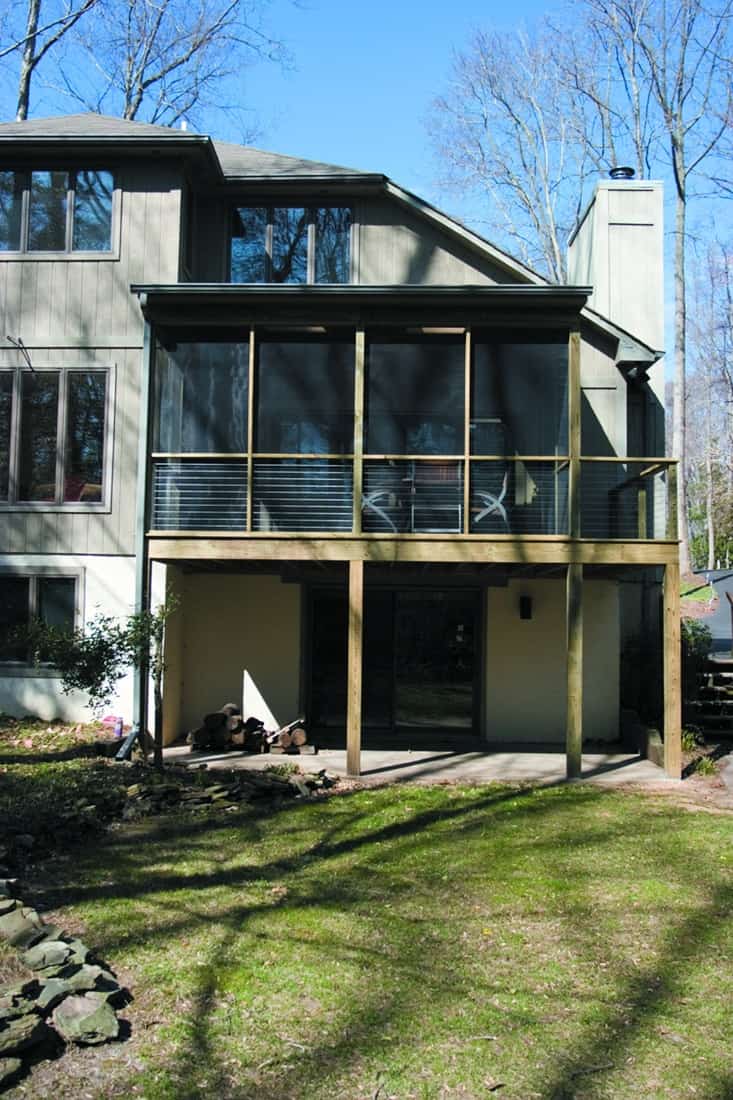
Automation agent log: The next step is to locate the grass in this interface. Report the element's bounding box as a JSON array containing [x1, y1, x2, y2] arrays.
[[680, 577, 717, 603], [3, 721, 733, 1099]]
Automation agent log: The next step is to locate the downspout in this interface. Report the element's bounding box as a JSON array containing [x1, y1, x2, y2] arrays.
[[132, 305, 153, 747]]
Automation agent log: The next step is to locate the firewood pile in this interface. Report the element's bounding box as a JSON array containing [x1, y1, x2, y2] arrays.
[[122, 765, 337, 819], [186, 704, 315, 755]]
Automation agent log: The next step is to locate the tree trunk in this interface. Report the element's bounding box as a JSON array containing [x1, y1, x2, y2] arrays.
[[673, 188, 691, 575], [16, 0, 40, 121]]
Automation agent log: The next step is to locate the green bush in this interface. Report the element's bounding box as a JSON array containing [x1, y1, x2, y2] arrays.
[[682, 618, 713, 704]]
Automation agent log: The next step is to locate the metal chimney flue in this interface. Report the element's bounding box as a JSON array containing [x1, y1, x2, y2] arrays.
[[609, 165, 635, 180]]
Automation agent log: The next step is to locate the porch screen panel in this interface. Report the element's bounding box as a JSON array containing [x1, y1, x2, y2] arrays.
[[471, 335, 568, 456], [365, 337, 464, 455], [154, 341, 248, 453], [255, 338, 354, 454]]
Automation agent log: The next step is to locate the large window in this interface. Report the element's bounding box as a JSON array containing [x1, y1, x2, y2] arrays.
[[0, 573, 77, 663], [0, 169, 114, 253], [0, 368, 109, 506], [230, 206, 351, 283]]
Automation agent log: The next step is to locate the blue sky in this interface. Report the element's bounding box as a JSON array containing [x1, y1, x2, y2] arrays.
[[241, 0, 555, 204]]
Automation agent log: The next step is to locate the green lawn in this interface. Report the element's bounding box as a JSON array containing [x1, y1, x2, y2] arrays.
[[2, 766, 732, 1098], [681, 577, 717, 602]]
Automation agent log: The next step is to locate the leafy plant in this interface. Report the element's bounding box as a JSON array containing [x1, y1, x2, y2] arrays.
[[681, 727, 703, 753], [694, 755, 718, 776], [682, 618, 713, 704]]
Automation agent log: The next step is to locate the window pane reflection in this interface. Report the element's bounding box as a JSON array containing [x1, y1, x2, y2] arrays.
[[271, 207, 308, 283], [315, 207, 351, 282], [65, 372, 106, 501], [19, 373, 59, 501], [29, 171, 68, 251], [73, 170, 113, 250], [38, 577, 75, 629], [231, 207, 267, 282], [0, 373, 12, 499], [0, 171, 22, 250]]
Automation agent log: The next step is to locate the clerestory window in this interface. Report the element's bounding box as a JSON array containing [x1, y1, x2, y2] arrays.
[[0, 169, 114, 253], [230, 205, 351, 284], [0, 367, 110, 507]]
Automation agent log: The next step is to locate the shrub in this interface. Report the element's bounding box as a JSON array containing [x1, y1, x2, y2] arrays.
[[681, 618, 713, 704]]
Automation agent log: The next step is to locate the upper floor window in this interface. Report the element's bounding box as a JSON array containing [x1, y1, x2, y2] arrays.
[[0, 368, 109, 507], [0, 169, 114, 253], [230, 205, 351, 284]]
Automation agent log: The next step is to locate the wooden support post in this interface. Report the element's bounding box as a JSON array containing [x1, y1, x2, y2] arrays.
[[637, 484, 648, 540], [353, 329, 365, 534], [566, 562, 583, 779], [346, 559, 364, 776], [663, 560, 682, 779]]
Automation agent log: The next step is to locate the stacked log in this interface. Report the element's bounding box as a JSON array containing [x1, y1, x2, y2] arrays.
[[186, 706, 313, 755]]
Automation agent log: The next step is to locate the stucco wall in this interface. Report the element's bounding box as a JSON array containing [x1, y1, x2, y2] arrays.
[[0, 553, 136, 721], [485, 578, 619, 743], [178, 573, 301, 734]]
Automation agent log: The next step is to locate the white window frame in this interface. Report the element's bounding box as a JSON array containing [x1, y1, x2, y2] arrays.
[[0, 566, 83, 674], [0, 363, 115, 512], [0, 168, 120, 261]]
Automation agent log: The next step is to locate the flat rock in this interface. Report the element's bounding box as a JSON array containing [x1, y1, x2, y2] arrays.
[[22, 940, 74, 972], [51, 993, 119, 1045], [49, 963, 116, 995], [0, 1057, 22, 1086], [0, 1013, 49, 1055], [0, 898, 18, 916], [0, 983, 41, 1023], [0, 906, 43, 947]]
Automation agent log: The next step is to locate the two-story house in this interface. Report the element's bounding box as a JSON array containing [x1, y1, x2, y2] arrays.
[[0, 114, 681, 778]]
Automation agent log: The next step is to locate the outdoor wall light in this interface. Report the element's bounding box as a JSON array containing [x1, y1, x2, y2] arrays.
[[519, 596, 532, 620]]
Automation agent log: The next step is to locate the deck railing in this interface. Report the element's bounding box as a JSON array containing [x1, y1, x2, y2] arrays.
[[149, 455, 676, 540]]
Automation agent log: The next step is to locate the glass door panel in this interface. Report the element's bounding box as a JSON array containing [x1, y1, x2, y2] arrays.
[[393, 591, 476, 729]]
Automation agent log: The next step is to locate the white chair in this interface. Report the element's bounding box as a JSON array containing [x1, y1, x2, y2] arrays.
[[473, 470, 509, 530]]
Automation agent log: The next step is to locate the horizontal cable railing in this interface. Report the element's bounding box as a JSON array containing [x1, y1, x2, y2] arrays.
[[148, 455, 676, 540], [362, 460, 463, 534], [470, 459, 569, 535], [252, 459, 353, 532], [580, 459, 673, 540], [151, 459, 247, 531]]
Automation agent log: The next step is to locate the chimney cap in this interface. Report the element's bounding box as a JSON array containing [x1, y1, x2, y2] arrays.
[[609, 165, 635, 180]]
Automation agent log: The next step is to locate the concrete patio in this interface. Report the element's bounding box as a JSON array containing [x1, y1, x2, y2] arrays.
[[165, 744, 677, 787]]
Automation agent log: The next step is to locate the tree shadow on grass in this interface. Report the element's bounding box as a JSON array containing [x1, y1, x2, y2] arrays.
[[37, 783, 733, 1099]]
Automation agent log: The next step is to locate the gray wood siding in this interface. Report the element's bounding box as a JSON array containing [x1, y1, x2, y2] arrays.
[[356, 199, 520, 285], [188, 193, 521, 286], [0, 346, 141, 556], [0, 163, 182, 348], [0, 163, 183, 557]]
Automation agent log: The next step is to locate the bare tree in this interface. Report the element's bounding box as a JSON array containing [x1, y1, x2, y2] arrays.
[[430, 24, 605, 281], [58, 0, 290, 128], [0, 0, 98, 120], [431, 0, 733, 574], [581, 0, 733, 575]]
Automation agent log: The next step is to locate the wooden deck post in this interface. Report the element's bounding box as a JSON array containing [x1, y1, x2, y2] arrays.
[[663, 560, 682, 778], [346, 559, 364, 776], [566, 562, 583, 779]]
